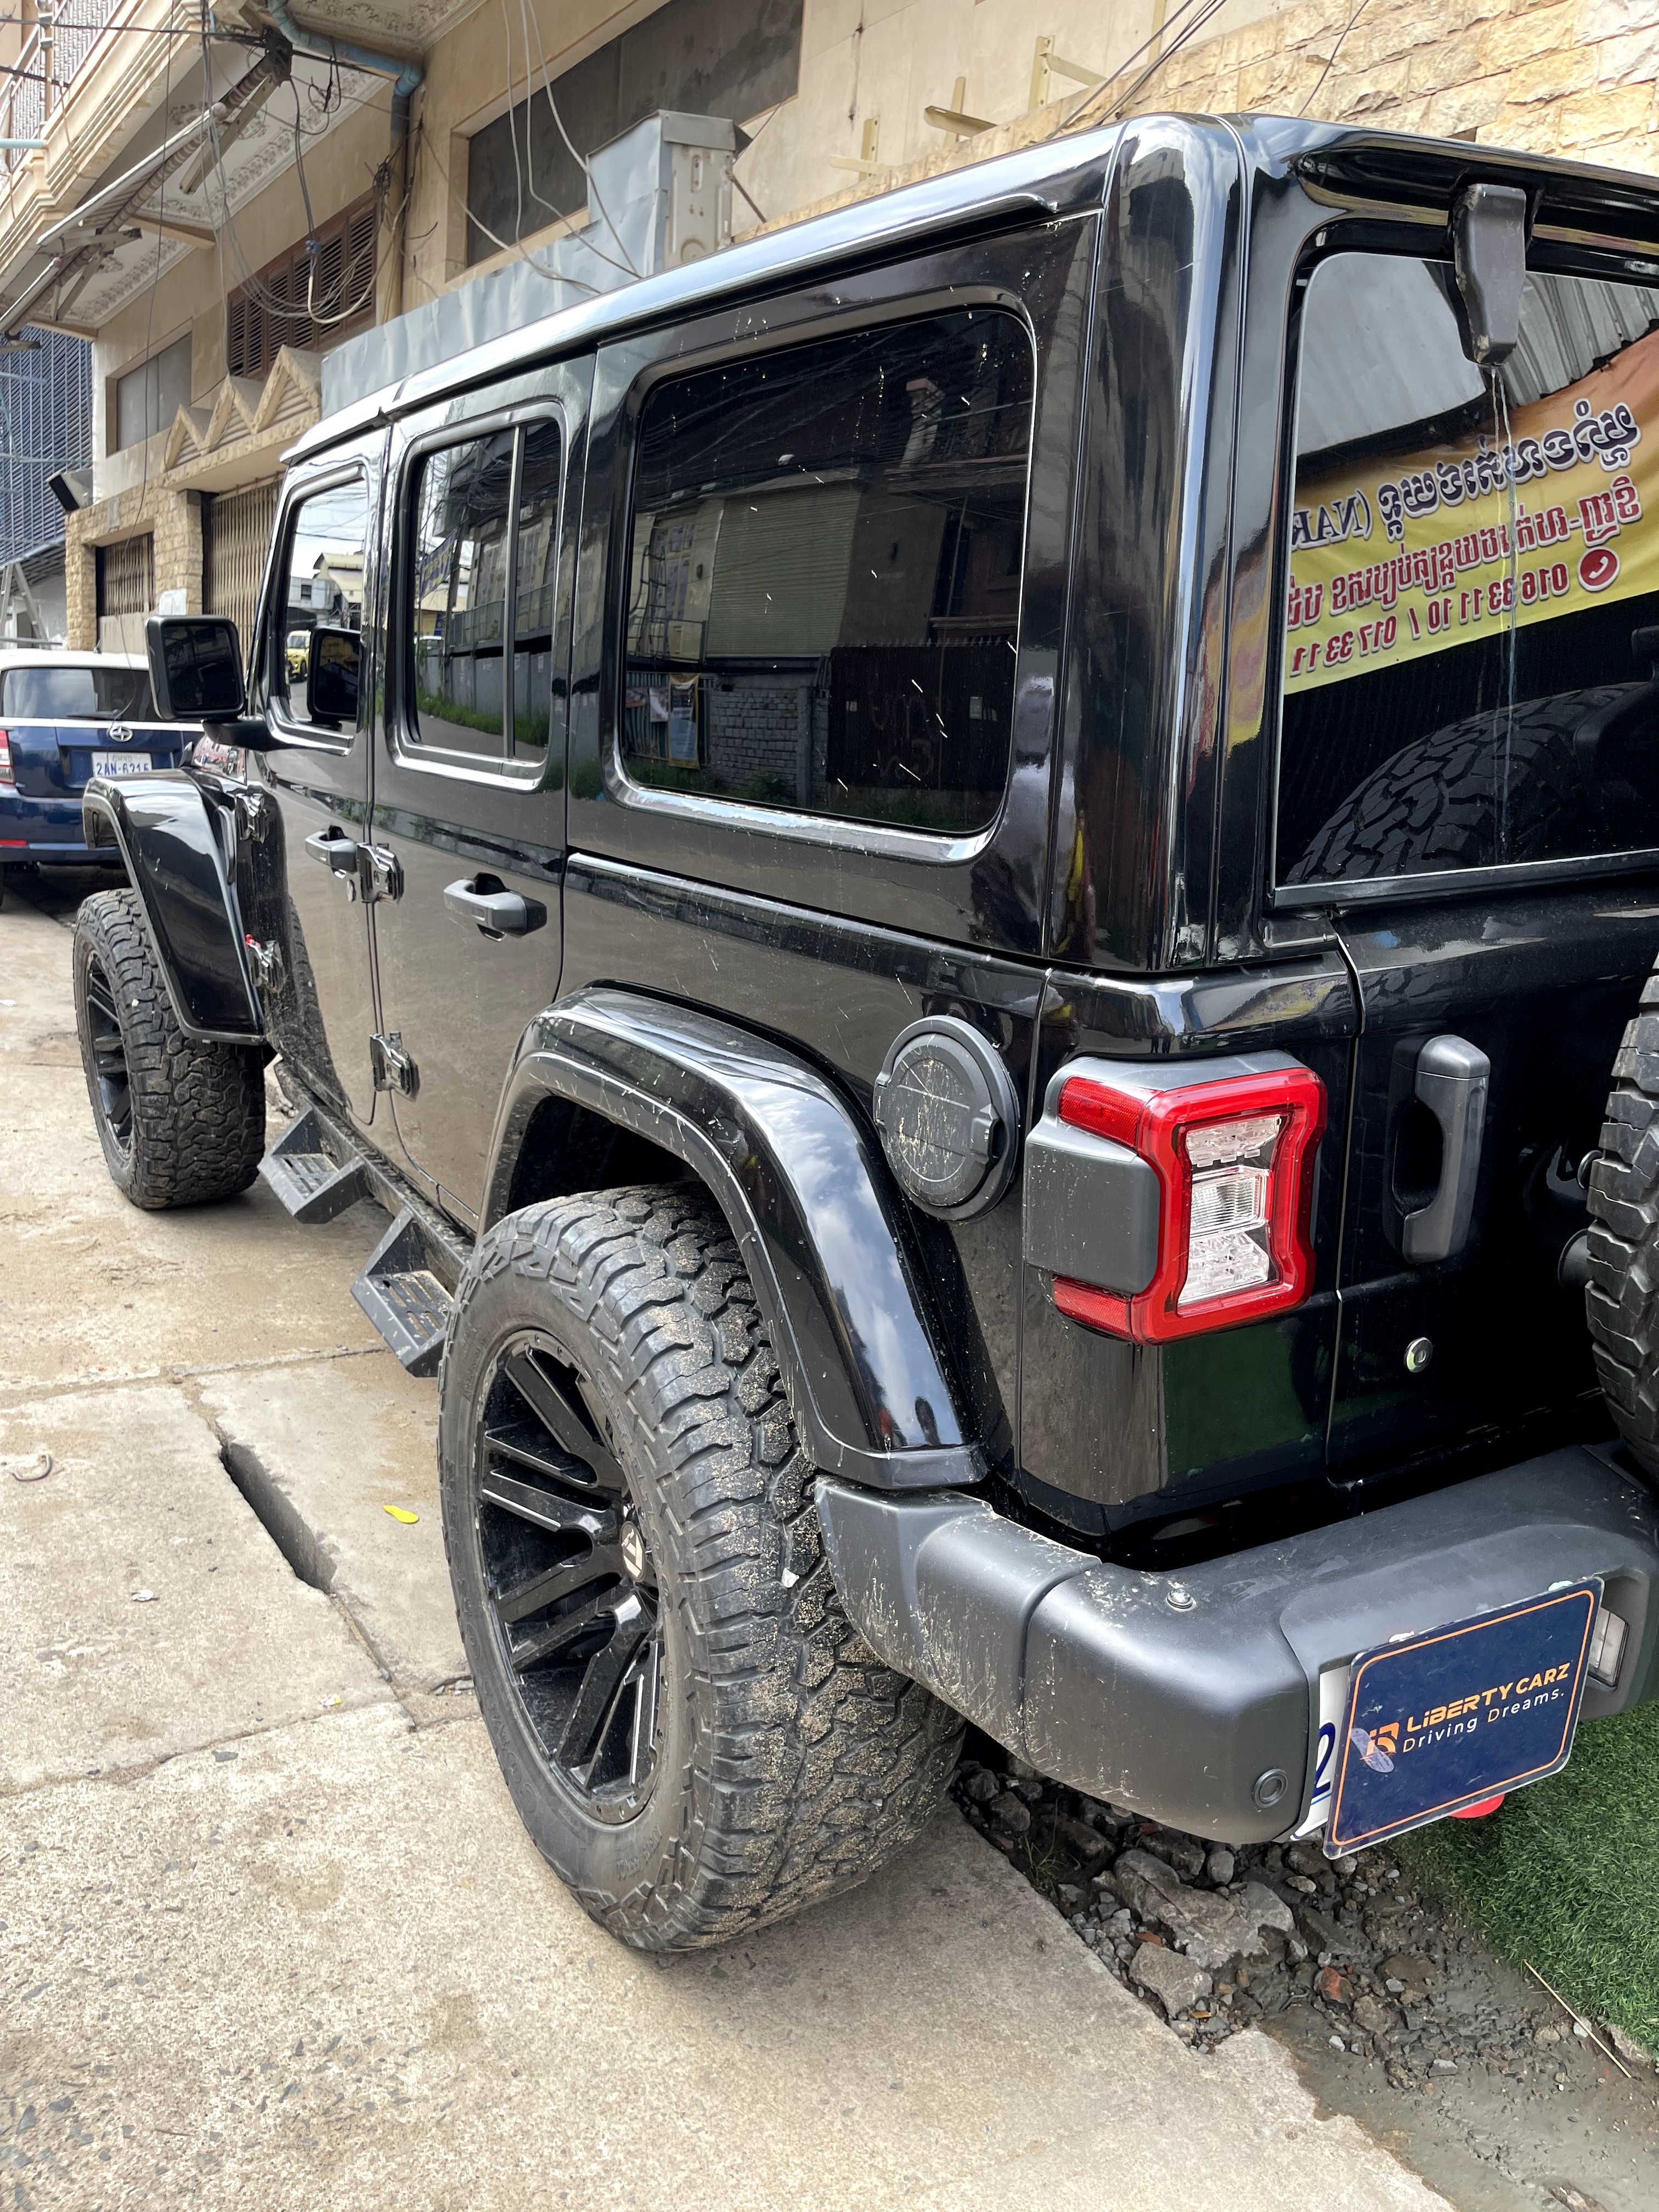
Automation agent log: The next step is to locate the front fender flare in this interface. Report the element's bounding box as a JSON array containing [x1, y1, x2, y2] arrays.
[[82, 772, 262, 1041], [484, 988, 984, 1492]]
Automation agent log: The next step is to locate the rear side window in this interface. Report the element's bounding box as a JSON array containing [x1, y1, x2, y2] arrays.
[[621, 309, 1034, 834], [1277, 254, 1659, 887], [2, 664, 156, 720]]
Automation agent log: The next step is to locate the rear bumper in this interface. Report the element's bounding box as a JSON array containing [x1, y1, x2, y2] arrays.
[[1, 791, 122, 864], [816, 1446, 1659, 1842]]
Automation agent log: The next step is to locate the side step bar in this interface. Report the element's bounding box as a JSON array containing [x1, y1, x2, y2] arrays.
[[352, 1207, 459, 1377], [260, 1098, 469, 1377], [259, 1104, 371, 1224]]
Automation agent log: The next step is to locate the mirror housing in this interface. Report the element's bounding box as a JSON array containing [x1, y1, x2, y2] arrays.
[[1451, 181, 1527, 369], [146, 614, 247, 724], [307, 624, 362, 728]]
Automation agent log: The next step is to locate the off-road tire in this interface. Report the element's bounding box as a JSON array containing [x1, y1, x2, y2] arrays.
[[1285, 687, 1626, 883], [1585, 977, 1659, 1475], [72, 887, 266, 1208], [439, 1183, 964, 1950]]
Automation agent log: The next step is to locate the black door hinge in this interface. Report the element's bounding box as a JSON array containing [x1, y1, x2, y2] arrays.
[[370, 1031, 419, 1097]]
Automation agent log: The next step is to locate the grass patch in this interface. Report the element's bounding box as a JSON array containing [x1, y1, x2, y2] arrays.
[[1400, 1697, 1659, 2054]]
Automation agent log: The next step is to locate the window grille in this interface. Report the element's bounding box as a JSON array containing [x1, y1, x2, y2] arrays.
[[0, 325, 92, 566], [227, 196, 380, 380], [204, 480, 280, 656], [96, 534, 154, 619]]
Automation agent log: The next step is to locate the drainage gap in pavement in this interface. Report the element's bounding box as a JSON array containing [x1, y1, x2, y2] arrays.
[[217, 1437, 335, 1596], [955, 1730, 1659, 2212]]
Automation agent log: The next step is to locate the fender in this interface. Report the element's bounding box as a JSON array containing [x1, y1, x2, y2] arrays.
[[82, 772, 262, 1042], [485, 987, 985, 1493]]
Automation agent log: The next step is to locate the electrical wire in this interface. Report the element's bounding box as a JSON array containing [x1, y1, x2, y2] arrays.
[[520, 0, 640, 278], [1299, 0, 1373, 116]]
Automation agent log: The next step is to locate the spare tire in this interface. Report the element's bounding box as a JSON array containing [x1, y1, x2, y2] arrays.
[[1586, 984, 1659, 1476], [1284, 686, 1629, 883]]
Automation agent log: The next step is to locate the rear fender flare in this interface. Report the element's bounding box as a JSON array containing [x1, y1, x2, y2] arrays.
[[82, 773, 262, 1041], [484, 988, 984, 1492]]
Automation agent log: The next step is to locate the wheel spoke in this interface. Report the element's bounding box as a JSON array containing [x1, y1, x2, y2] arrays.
[[479, 1459, 616, 1539], [503, 1349, 625, 1491], [90, 1031, 126, 1068], [557, 1594, 650, 1771], [628, 1628, 663, 1787], [493, 1542, 623, 1626], [83, 973, 119, 1025], [506, 1587, 618, 1674]]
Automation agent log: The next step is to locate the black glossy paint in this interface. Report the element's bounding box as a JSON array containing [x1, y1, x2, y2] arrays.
[[119, 112, 1659, 1548], [488, 985, 982, 1490], [81, 773, 261, 1040]]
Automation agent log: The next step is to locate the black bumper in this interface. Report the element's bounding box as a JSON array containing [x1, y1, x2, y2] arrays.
[[816, 1446, 1659, 1843]]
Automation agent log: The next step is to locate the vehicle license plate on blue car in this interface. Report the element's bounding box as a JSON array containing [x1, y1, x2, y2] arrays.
[[91, 749, 151, 778], [1324, 1582, 1600, 1857]]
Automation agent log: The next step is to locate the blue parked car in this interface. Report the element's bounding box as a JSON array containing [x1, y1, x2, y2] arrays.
[[0, 651, 196, 906]]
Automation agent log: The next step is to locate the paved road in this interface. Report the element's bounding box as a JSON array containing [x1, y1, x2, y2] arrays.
[[0, 872, 1449, 2211]]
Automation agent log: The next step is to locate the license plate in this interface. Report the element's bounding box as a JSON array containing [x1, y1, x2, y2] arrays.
[[91, 749, 151, 778], [1325, 1582, 1600, 1857]]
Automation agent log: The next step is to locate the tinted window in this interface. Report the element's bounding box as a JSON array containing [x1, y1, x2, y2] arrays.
[[410, 433, 512, 755], [1279, 255, 1659, 885], [276, 478, 370, 731], [622, 311, 1033, 833], [2, 664, 157, 720], [512, 421, 561, 757]]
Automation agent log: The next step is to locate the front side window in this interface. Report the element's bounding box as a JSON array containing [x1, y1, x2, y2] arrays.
[[1278, 255, 1659, 887], [407, 421, 560, 761], [621, 309, 1034, 834], [275, 477, 370, 732]]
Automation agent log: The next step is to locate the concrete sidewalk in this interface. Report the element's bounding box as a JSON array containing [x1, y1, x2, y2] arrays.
[[0, 881, 1448, 2211]]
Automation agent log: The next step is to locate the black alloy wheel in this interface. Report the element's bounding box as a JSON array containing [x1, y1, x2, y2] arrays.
[[80, 949, 134, 1159], [470, 1332, 665, 1821], [438, 1186, 964, 1949]]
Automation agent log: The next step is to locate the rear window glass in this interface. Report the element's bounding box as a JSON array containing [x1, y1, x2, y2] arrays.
[[621, 309, 1033, 834], [1277, 254, 1659, 885], [3, 664, 157, 721]]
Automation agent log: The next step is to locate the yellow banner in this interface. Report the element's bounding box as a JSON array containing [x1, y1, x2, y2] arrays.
[[1285, 328, 1659, 693]]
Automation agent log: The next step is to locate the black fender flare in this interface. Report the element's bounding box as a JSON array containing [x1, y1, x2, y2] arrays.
[[82, 772, 262, 1041], [484, 987, 984, 1492]]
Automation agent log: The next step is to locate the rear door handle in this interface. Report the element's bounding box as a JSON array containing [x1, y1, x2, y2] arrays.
[[304, 827, 359, 878], [443, 876, 546, 938], [1402, 1034, 1491, 1265]]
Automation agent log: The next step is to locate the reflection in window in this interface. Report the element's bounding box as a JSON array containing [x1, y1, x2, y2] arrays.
[[1279, 257, 1659, 884], [622, 311, 1033, 833], [411, 433, 512, 754], [512, 421, 560, 755], [278, 478, 369, 729]]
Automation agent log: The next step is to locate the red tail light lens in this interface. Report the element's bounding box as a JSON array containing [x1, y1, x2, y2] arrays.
[[1052, 1065, 1327, 1342], [0, 728, 12, 786]]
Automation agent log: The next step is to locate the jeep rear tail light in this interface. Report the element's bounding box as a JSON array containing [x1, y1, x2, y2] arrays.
[[0, 728, 12, 786], [1049, 1063, 1326, 1343]]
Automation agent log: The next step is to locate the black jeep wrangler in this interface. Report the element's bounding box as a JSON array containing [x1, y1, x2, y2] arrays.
[[71, 114, 1659, 1948]]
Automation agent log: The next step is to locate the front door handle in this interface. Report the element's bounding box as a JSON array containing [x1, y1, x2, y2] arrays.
[[304, 827, 359, 878], [443, 875, 546, 938], [1402, 1034, 1491, 1265]]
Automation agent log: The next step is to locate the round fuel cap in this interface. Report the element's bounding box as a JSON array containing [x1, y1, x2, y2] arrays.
[[871, 1017, 1020, 1220]]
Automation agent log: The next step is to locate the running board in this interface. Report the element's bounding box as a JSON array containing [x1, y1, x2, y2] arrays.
[[259, 1105, 371, 1224], [352, 1207, 458, 1376]]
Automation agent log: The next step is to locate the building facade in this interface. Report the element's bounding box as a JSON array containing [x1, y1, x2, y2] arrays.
[[0, 0, 1649, 652]]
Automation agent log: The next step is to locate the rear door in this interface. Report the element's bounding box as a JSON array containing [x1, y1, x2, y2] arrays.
[[1272, 246, 1659, 1481], [368, 363, 586, 1224], [1, 659, 190, 796]]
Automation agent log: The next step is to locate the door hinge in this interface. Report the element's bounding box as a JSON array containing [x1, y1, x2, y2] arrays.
[[370, 1031, 419, 1097], [360, 844, 403, 904]]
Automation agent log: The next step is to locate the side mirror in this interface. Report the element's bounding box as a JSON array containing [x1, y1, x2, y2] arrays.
[[307, 624, 362, 727], [146, 615, 246, 723]]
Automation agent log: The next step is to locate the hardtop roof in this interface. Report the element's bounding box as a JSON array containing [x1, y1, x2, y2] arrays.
[[286, 111, 1659, 468]]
